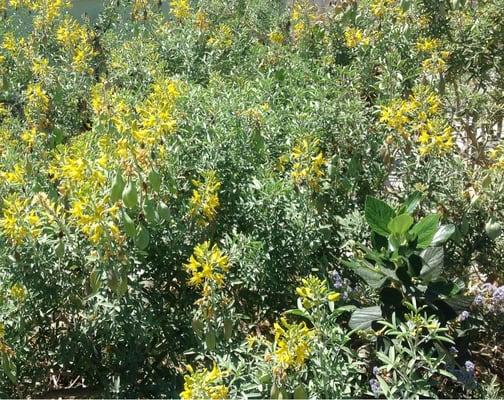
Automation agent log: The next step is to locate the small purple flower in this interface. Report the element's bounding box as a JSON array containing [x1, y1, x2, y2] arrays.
[[465, 361, 475, 375], [473, 294, 484, 307], [458, 310, 469, 321], [492, 286, 504, 304], [449, 346, 458, 355], [330, 270, 344, 289], [369, 378, 380, 395], [372, 366, 379, 376]]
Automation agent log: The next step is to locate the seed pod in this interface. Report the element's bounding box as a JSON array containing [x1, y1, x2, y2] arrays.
[[158, 200, 171, 220], [191, 318, 204, 337], [122, 180, 138, 209], [110, 171, 125, 203], [122, 211, 136, 238], [55, 240, 65, 258], [205, 329, 217, 350], [89, 269, 101, 295], [270, 384, 280, 400], [485, 219, 502, 240], [148, 169, 162, 192], [223, 319, 233, 340], [293, 384, 306, 399], [135, 223, 150, 250]]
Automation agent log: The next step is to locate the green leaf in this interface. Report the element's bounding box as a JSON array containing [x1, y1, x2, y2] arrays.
[[431, 224, 455, 246], [348, 260, 388, 288], [388, 213, 414, 236], [410, 214, 439, 249], [420, 247, 444, 282], [349, 305, 382, 330], [1, 353, 17, 384], [285, 309, 311, 321], [365, 196, 395, 237], [403, 191, 423, 214]]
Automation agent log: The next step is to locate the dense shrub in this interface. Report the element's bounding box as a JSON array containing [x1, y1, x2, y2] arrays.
[[0, 0, 502, 398]]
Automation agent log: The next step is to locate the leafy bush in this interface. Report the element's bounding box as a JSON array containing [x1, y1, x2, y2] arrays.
[[0, 0, 503, 397]]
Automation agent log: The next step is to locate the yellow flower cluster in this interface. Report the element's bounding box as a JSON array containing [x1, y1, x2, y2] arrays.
[[9, 283, 26, 302], [184, 241, 229, 294], [344, 27, 370, 48], [9, 0, 70, 25], [370, 0, 398, 18], [488, 144, 504, 169], [189, 170, 221, 225], [47, 136, 122, 246], [0, 163, 26, 185], [208, 24, 233, 50], [290, 0, 317, 41], [415, 37, 450, 74], [195, 10, 209, 31], [171, 0, 191, 21], [0, 193, 43, 245], [272, 317, 315, 376], [296, 275, 340, 309], [415, 37, 440, 53], [135, 79, 179, 144], [290, 137, 327, 190], [24, 83, 49, 125], [268, 30, 285, 45], [379, 85, 454, 155], [56, 17, 96, 74], [180, 364, 229, 400]]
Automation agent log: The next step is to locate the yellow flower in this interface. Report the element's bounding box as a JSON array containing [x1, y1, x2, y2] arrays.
[[208, 25, 233, 50], [180, 364, 229, 400], [10, 283, 26, 302], [344, 27, 370, 48], [195, 10, 209, 31], [379, 85, 453, 156], [272, 317, 315, 373], [184, 241, 229, 292], [290, 137, 327, 190], [370, 0, 397, 17], [32, 57, 51, 77], [0, 194, 30, 245], [1, 163, 26, 185], [171, 0, 190, 20], [296, 275, 339, 309], [415, 37, 440, 53], [189, 170, 221, 225], [268, 30, 285, 45], [25, 82, 49, 122]]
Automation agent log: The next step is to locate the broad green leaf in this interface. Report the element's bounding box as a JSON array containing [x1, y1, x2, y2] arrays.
[[388, 213, 414, 236], [431, 224, 455, 246], [420, 247, 444, 282], [349, 306, 382, 330], [350, 261, 388, 288], [403, 191, 422, 214], [409, 214, 439, 249], [365, 196, 395, 237]]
